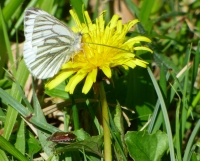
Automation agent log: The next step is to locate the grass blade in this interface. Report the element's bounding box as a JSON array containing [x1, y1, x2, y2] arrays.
[[147, 67, 175, 161], [0, 135, 29, 161], [3, 60, 29, 140], [183, 119, 200, 161]]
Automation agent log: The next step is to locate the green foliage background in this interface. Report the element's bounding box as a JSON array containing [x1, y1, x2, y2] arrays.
[[0, 0, 199, 161]]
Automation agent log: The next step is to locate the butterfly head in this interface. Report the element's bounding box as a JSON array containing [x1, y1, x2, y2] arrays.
[[72, 32, 83, 54]]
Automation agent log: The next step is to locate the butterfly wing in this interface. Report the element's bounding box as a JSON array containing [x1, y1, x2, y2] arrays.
[[23, 8, 82, 79]]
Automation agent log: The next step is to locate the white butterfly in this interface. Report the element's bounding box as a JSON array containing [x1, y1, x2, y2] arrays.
[[23, 7, 82, 79]]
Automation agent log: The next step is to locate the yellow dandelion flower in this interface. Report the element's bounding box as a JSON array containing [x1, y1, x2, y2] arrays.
[[45, 10, 153, 94]]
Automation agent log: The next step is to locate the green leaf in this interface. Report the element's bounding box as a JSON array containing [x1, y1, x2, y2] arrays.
[[45, 81, 70, 99], [32, 79, 55, 157], [0, 88, 59, 133], [3, 60, 29, 140], [26, 131, 41, 155], [0, 0, 24, 77], [183, 120, 200, 161], [70, 0, 84, 22], [39, 0, 54, 12], [191, 152, 200, 161], [0, 135, 29, 161], [124, 0, 139, 17], [86, 99, 102, 134], [10, 0, 39, 36], [125, 131, 168, 161], [72, 101, 80, 130], [0, 78, 12, 89], [109, 103, 127, 161], [14, 119, 25, 154], [56, 134, 104, 157], [139, 0, 155, 22], [147, 67, 175, 160], [125, 68, 156, 130], [0, 7, 16, 75], [2, 0, 24, 21], [73, 128, 90, 141], [0, 149, 9, 161], [113, 101, 124, 135], [138, 0, 155, 32]]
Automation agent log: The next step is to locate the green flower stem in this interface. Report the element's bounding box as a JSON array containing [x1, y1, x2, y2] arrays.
[[99, 82, 112, 161]]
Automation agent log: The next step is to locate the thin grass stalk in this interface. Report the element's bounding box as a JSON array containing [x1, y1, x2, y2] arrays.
[[183, 119, 200, 161], [72, 104, 80, 130], [147, 67, 175, 161], [175, 97, 182, 160], [187, 90, 200, 117], [99, 82, 112, 161]]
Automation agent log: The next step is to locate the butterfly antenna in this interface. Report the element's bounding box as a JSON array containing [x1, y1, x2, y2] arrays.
[[84, 42, 134, 55]]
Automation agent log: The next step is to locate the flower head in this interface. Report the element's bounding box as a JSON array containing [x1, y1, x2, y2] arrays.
[[45, 10, 153, 94]]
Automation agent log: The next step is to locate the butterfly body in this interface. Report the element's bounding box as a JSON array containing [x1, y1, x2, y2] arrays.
[[23, 8, 82, 79]]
